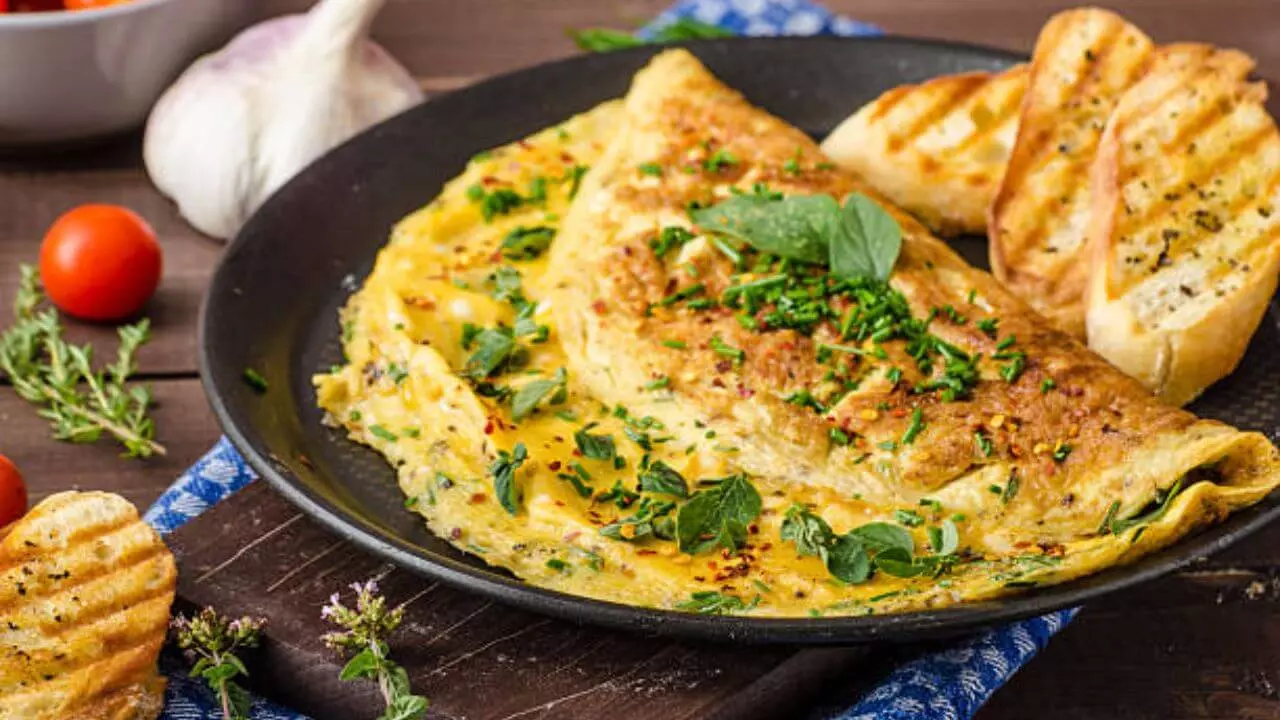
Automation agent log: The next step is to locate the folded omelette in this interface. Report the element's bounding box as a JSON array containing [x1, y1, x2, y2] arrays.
[[314, 50, 1280, 617]]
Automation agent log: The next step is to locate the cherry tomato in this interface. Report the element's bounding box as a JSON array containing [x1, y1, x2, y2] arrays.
[[0, 455, 28, 529], [64, 0, 135, 9], [11, 0, 64, 11], [39, 204, 162, 322]]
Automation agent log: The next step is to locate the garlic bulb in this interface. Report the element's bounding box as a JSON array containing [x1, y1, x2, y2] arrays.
[[143, 0, 423, 240]]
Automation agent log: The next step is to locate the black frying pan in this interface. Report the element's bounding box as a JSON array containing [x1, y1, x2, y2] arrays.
[[199, 36, 1280, 644]]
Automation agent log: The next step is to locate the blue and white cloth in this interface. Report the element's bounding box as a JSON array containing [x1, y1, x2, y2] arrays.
[[147, 2, 1075, 717]]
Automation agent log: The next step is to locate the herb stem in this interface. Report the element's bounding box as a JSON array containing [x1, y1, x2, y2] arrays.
[[29, 378, 167, 456]]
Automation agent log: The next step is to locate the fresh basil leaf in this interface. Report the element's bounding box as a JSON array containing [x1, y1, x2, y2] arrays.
[[574, 426, 616, 461], [848, 522, 914, 556], [510, 368, 567, 421], [1109, 477, 1187, 536], [826, 533, 871, 584], [831, 193, 902, 282], [780, 504, 835, 561], [691, 194, 836, 265], [675, 474, 762, 554], [638, 460, 689, 497], [489, 443, 527, 515], [872, 547, 930, 578]]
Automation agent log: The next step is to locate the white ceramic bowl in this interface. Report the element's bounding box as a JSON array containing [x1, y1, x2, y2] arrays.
[[0, 0, 252, 146]]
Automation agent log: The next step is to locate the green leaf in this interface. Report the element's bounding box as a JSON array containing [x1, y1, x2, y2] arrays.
[[501, 226, 556, 260], [489, 443, 528, 515], [381, 693, 429, 720], [651, 18, 734, 42], [637, 460, 689, 497], [675, 590, 758, 615], [873, 547, 930, 578], [691, 194, 835, 265], [849, 522, 914, 556], [573, 426, 616, 461], [570, 19, 731, 53], [568, 28, 645, 52], [931, 519, 960, 556], [510, 367, 567, 421], [831, 193, 902, 282], [826, 533, 871, 583], [339, 648, 381, 681], [675, 474, 761, 554], [199, 660, 240, 684], [779, 504, 835, 561], [463, 327, 517, 379], [1109, 478, 1187, 536]]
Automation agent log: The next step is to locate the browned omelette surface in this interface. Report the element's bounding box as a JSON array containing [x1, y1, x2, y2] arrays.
[[317, 49, 1280, 618]]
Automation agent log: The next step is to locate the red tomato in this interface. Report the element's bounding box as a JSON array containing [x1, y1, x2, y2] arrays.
[[0, 455, 28, 529], [39, 204, 162, 322], [11, 0, 64, 10], [64, 0, 135, 9]]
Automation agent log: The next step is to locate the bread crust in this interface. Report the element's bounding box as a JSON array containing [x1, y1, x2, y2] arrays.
[[1085, 48, 1277, 406], [821, 65, 1027, 236], [0, 492, 175, 720], [989, 7, 1155, 338]]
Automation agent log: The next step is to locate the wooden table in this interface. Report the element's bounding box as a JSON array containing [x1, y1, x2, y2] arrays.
[[4, 1, 1278, 718]]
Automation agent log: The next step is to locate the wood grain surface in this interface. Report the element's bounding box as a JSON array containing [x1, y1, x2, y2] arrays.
[[5, 1, 1280, 718]]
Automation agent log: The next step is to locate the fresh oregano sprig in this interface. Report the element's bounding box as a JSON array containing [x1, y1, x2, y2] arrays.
[[172, 608, 267, 720], [322, 581, 428, 720], [0, 264, 164, 458]]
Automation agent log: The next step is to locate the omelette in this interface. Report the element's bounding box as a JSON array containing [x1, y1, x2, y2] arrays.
[[314, 50, 1280, 617]]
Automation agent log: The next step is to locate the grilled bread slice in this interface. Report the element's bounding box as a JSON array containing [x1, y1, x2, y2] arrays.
[[1086, 49, 1276, 407], [989, 8, 1155, 338], [0, 492, 176, 720], [821, 64, 1028, 236]]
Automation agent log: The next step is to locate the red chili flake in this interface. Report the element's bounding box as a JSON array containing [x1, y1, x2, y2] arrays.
[[571, 448, 582, 457], [483, 419, 495, 435], [548, 460, 563, 471], [469, 493, 486, 504], [554, 500, 565, 507], [481, 175, 501, 186], [637, 549, 658, 556], [592, 300, 608, 315], [737, 386, 755, 398], [759, 542, 773, 552], [693, 576, 707, 582], [892, 408, 908, 418], [748, 524, 760, 535], [706, 561, 718, 570], [715, 360, 733, 373], [559, 151, 575, 163], [449, 528, 463, 540]]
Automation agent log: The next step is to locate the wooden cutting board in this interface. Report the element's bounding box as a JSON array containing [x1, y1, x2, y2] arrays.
[[168, 482, 874, 719]]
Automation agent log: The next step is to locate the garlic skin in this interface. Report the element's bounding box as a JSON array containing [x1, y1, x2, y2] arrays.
[[143, 0, 423, 240]]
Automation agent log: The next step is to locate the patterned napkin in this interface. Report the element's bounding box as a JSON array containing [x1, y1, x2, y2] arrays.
[[145, 2, 1076, 718]]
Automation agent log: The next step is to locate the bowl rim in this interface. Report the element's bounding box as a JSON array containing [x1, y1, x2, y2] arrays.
[[0, 0, 187, 27]]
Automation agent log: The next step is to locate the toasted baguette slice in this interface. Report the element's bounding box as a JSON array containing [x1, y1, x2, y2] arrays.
[[821, 64, 1028, 236], [0, 492, 176, 720], [989, 8, 1156, 338], [1086, 49, 1276, 407]]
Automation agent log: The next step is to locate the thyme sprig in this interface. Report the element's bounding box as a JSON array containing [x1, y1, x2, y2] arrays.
[[322, 581, 429, 720], [0, 265, 164, 457], [172, 608, 266, 720]]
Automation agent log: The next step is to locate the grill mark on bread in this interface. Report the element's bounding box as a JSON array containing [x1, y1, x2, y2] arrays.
[[0, 515, 134, 572], [885, 73, 992, 152], [0, 526, 167, 610]]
